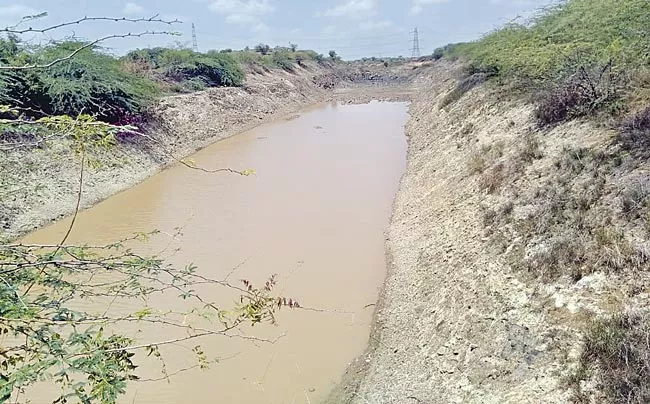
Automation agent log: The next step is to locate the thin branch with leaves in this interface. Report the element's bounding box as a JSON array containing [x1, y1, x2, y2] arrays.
[[0, 12, 295, 404]]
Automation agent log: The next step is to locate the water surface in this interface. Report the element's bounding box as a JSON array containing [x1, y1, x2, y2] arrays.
[[23, 101, 409, 404]]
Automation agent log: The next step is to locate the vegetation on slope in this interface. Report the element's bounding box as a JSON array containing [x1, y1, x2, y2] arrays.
[[436, 0, 650, 402], [0, 36, 328, 125], [441, 0, 650, 125]]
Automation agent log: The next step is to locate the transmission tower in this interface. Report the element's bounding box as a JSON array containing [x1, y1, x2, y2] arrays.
[[411, 27, 421, 58], [192, 23, 198, 52]]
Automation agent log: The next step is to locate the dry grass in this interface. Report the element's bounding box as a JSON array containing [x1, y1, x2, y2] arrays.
[[470, 135, 541, 195], [467, 142, 504, 174], [441, 72, 492, 108], [535, 63, 626, 127], [517, 134, 544, 163], [474, 128, 650, 280], [571, 312, 650, 404], [618, 107, 650, 161], [620, 177, 650, 219], [479, 163, 507, 194]]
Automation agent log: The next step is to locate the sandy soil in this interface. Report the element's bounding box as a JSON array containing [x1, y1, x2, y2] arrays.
[[325, 62, 610, 404]]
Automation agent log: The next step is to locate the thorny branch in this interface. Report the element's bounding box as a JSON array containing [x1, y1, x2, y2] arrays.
[[1, 14, 181, 35], [0, 31, 181, 71]]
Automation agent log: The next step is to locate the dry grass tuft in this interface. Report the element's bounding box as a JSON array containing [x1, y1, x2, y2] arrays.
[[571, 312, 650, 404], [535, 63, 625, 126], [479, 163, 507, 194]]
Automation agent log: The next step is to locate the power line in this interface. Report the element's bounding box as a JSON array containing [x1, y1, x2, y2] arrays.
[[411, 27, 420, 58], [192, 23, 198, 52], [185, 27, 442, 58]]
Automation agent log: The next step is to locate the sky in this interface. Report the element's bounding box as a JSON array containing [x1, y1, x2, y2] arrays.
[[0, 0, 554, 59]]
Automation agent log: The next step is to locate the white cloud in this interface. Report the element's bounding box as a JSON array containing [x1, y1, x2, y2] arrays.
[[226, 14, 256, 24], [322, 24, 339, 35], [489, 0, 554, 6], [252, 22, 269, 32], [208, 0, 274, 31], [209, 0, 274, 17], [359, 19, 394, 31], [409, 0, 449, 16], [0, 4, 38, 19], [324, 0, 377, 18], [123, 2, 145, 15]]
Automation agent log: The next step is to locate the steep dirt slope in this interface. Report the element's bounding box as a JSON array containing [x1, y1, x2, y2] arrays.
[[330, 61, 650, 403]]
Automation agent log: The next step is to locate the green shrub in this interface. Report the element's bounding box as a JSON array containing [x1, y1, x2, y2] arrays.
[[164, 54, 244, 87], [443, 0, 650, 124], [271, 50, 295, 71], [183, 77, 208, 91], [125, 47, 245, 87], [455, 0, 650, 81], [1, 42, 158, 123], [0, 35, 22, 64], [230, 50, 264, 66]]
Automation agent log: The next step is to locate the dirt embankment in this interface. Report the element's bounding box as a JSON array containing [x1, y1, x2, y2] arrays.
[[0, 62, 420, 239], [328, 61, 650, 403]]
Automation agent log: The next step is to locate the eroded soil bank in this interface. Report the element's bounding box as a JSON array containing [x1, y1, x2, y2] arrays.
[[328, 61, 650, 403], [330, 62, 570, 404]]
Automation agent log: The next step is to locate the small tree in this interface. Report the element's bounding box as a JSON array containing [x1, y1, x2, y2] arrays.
[[290, 43, 298, 52], [328, 50, 339, 61], [433, 47, 444, 60], [254, 43, 271, 55], [271, 50, 295, 71]]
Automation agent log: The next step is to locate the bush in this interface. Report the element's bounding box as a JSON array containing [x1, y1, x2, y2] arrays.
[[125, 48, 245, 88], [535, 62, 625, 126], [271, 50, 295, 71], [1, 42, 158, 123], [432, 47, 444, 61], [454, 0, 650, 81], [448, 0, 650, 124], [183, 77, 208, 91], [572, 312, 650, 403], [164, 54, 244, 87], [255, 43, 271, 55]]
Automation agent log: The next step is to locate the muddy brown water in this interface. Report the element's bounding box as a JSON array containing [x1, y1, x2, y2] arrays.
[[21, 101, 409, 404]]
